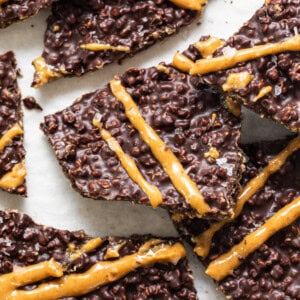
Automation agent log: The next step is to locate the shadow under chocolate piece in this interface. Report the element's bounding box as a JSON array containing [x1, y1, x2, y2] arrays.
[[173, 136, 300, 299], [0, 210, 197, 299], [32, 0, 206, 88], [41, 65, 244, 219], [0, 0, 55, 28], [0, 51, 26, 195], [176, 0, 300, 132]]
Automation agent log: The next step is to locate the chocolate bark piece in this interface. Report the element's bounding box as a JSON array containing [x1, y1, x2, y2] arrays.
[[41, 64, 244, 219], [0, 0, 55, 28], [32, 0, 204, 88], [0, 210, 198, 299], [183, 0, 300, 132], [173, 138, 300, 300], [0, 51, 26, 195]]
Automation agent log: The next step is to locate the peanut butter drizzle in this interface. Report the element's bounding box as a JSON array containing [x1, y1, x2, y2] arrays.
[[211, 113, 217, 123], [204, 147, 220, 159], [253, 86, 272, 102], [194, 37, 225, 58], [1, 260, 63, 300], [0, 123, 23, 152], [1, 240, 186, 300], [169, 0, 207, 11], [110, 78, 211, 216], [32, 57, 62, 88], [222, 71, 254, 92], [93, 117, 163, 208], [80, 43, 130, 52], [104, 241, 126, 260], [206, 196, 300, 281], [69, 238, 103, 261], [0, 161, 26, 190], [190, 34, 300, 75], [193, 135, 300, 257], [172, 52, 195, 73], [224, 98, 241, 117], [156, 65, 170, 74]]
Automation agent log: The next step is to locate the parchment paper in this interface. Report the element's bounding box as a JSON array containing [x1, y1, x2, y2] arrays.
[[0, 0, 291, 298]]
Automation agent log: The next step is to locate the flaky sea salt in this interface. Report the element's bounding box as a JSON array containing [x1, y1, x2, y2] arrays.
[[274, 85, 282, 96], [94, 113, 102, 123], [222, 46, 237, 58], [293, 26, 299, 36], [216, 158, 233, 176]]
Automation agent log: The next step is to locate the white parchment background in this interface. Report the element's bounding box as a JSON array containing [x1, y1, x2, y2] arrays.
[[0, 0, 291, 298]]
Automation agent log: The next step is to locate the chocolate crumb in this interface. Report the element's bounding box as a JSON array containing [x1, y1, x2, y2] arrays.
[[23, 96, 43, 111]]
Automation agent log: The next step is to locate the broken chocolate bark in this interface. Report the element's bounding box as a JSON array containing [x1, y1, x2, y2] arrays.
[[173, 137, 300, 299], [32, 0, 205, 87], [41, 64, 244, 219], [186, 0, 300, 132], [0, 0, 55, 28], [0, 210, 197, 299], [0, 51, 26, 195]]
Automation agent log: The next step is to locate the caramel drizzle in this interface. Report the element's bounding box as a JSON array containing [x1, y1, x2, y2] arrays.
[[110, 78, 211, 216], [222, 71, 254, 92], [32, 57, 62, 88], [193, 135, 300, 257], [206, 196, 300, 281], [80, 44, 130, 52], [69, 238, 103, 261], [0, 123, 23, 152], [1, 240, 186, 300], [93, 117, 163, 208], [0, 161, 26, 190], [190, 35, 300, 75], [194, 37, 225, 58], [169, 0, 207, 11]]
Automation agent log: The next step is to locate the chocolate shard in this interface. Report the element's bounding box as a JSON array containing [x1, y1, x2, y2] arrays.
[[31, 0, 205, 88], [173, 137, 300, 300], [0, 51, 26, 195], [41, 64, 244, 219], [0, 0, 56, 28], [0, 209, 198, 299], [179, 0, 300, 132]]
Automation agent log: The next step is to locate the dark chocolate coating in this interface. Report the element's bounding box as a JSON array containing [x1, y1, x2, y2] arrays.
[[0, 51, 26, 195], [41, 65, 244, 218], [23, 96, 43, 111], [0, 210, 197, 299], [0, 0, 55, 28], [173, 138, 300, 300], [188, 0, 300, 131], [32, 0, 198, 87]]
